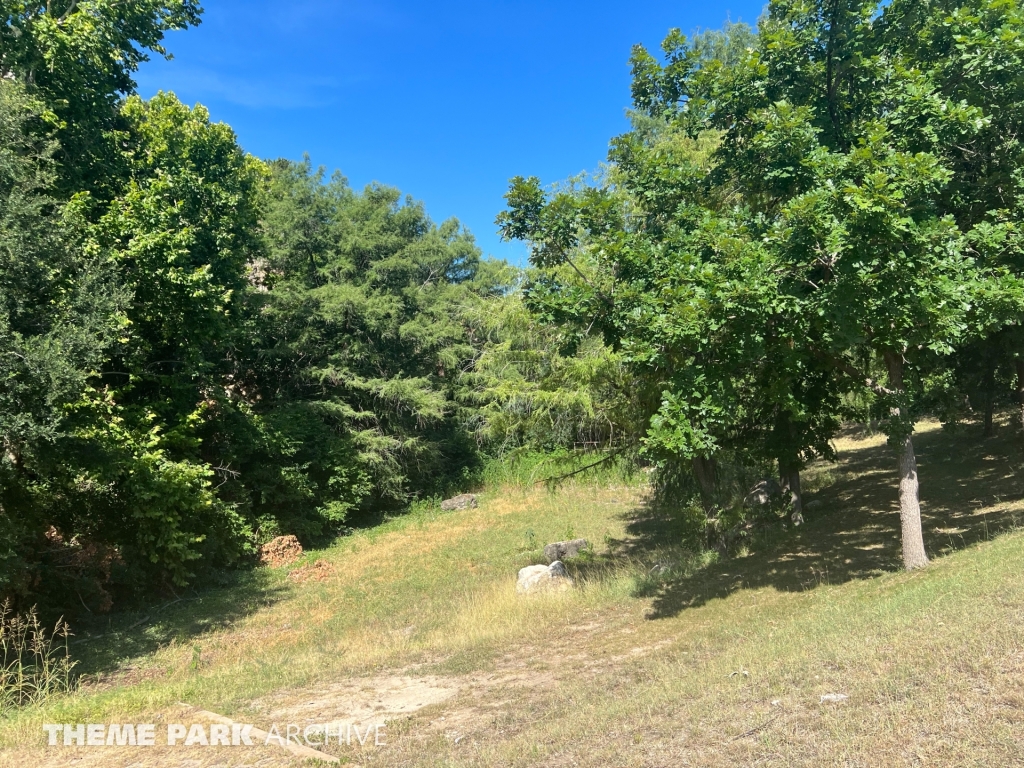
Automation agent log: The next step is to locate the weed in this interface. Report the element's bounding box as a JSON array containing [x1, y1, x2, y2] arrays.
[[0, 602, 77, 715], [522, 529, 538, 552]]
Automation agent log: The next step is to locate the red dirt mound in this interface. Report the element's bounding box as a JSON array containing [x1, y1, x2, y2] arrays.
[[259, 535, 303, 568]]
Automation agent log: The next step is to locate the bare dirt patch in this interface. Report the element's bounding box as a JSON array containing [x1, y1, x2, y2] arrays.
[[257, 675, 462, 723], [287, 559, 334, 583], [253, 666, 554, 727]]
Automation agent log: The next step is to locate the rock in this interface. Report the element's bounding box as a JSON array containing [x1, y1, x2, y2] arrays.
[[440, 493, 478, 511], [259, 535, 303, 568], [744, 478, 782, 508], [804, 499, 823, 511], [542, 538, 591, 563], [516, 561, 573, 594], [819, 693, 849, 704], [549, 560, 569, 577]]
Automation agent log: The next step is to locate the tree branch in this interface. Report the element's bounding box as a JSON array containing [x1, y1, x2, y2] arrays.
[[535, 449, 622, 485], [57, 0, 78, 24]]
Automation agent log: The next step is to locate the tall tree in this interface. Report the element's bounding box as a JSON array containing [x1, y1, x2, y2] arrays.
[[727, 0, 1022, 568], [879, 0, 1024, 436], [0, 0, 202, 199], [0, 79, 124, 596], [215, 159, 510, 539], [502, 3, 1024, 570]]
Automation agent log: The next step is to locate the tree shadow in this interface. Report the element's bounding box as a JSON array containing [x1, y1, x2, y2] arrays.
[[604, 416, 1024, 620], [68, 567, 290, 682]]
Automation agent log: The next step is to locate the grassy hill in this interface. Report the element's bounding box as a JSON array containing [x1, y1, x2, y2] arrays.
[[1, 417, 1023, 767]]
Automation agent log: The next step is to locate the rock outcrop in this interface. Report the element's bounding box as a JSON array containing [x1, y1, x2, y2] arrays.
[[542, 538, 591, 563], [441, 493, 478, 511]]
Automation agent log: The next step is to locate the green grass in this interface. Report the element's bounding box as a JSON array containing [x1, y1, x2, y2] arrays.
[[1, 416, 1023, 766]]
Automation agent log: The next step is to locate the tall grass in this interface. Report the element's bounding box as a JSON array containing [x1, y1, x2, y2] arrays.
[[479, 448, 637, 489], [0, 602, 77, 715]]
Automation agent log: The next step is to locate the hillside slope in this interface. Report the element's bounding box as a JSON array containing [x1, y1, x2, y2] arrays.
[[1, 418, 1023, 767]]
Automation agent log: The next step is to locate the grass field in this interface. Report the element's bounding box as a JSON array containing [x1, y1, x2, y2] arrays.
[[1, 416, 1023, 766]]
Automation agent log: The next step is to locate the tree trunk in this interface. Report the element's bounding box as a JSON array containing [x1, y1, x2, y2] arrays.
[[776, 410, 803, 520], [983, 362, 996, 437], [884, 352, 929, 570], [691, 456, 718, 512], [780, 466, 803, 519], [1015, 358, 1024, 432]]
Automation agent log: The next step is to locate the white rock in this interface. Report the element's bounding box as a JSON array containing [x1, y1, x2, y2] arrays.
[[516, 560, 573, 594]]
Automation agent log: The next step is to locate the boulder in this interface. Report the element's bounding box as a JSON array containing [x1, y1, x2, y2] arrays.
[[743, 478, 782, 508], [440, 493, 478, 511], [516, 561, 573, 594], [542, 538, 591, 563]]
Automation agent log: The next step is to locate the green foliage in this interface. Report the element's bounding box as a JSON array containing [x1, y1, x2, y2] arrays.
[[499, 0, 1024, 543], [0, 0, 202, 198], [466, 288, 639, 455], [0, 79, 124, 599], [0, 0, 616, 625], [0, 80, 120, 448], [64, 397, 253, 585], [0, 84, 262, 602], [7, 0, 1024, 619], [213, 158, 512, 535]]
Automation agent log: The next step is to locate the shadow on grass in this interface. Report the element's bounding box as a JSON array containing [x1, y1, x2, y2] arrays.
[[69, 567, 289, 681], [601, 416, 1024, 620]]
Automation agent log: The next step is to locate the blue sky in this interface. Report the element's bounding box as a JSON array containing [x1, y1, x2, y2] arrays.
[[136, 1, 767, 265]]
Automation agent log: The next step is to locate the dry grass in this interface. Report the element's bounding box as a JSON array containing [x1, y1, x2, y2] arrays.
[[1, 416, 1023, 766]]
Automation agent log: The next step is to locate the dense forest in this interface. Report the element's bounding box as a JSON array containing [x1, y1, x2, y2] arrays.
[[2, 0, 1024, 618]]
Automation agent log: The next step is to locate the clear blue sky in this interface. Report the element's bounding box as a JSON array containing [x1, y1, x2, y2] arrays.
[[136, 1, 766, 265]]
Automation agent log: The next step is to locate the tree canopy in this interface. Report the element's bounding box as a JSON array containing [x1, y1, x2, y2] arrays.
[[500, 0, 1024, 569]]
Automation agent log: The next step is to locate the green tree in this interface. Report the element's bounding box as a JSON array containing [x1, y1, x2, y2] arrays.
[[0, 0, 202, 199], [501, 3, 1024, 570], [49, 92, 267, 587], [0, 79, 124, 597], [713, 0, 1022, 568], [217, 159, 509, 539], [465, 279, 641, 461], [2, 89, 263, 600], [94, 92, 264, 427], [879, 0, 1024, 436]]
